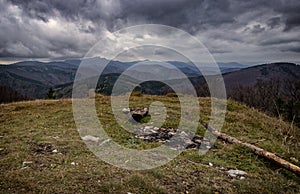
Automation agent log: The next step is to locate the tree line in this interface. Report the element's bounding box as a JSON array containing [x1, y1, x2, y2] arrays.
[[228, 79, 300, 127], [0, 86, 29, 103]]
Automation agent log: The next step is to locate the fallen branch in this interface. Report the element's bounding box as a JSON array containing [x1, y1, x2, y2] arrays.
[[202, 123, 300, 176]]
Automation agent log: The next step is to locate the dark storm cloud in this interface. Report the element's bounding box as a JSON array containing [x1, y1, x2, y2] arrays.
[[274, 2, 300, 31], [267, 17, 281, 29], [8, 0, 235, 32], [282, 47, 300, 53], [1, 0, 300, 62], [6, 0, 300, 32], [260, 37, 300, 46], [290, 47, 300, 53]]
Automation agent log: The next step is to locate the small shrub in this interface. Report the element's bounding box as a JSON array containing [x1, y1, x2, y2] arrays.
[[131, 91, 142, 97], [166, 93, 178, 97]]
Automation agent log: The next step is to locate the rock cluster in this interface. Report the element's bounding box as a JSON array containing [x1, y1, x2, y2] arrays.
[[134, 125, 211, 150], [122, 108, 212, 150], [227, 169, 247, 179]]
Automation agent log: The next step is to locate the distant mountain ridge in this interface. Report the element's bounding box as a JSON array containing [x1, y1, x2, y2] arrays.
[[223, 62, 300, 93], [0, 61, 77, 98], [1, 58, 298, 100], [0, 58, 247, 99]]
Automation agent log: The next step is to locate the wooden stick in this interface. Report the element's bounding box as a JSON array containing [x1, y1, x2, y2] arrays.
[[202, 123, 300, 176]]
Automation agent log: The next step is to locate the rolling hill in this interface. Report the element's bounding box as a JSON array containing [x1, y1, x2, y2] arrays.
[[0, 59, 247, 100], [1, 60, 299, 101], [223, 62, 300, 93], [0, 61, 77, 99], [0, 95, 299, 193]]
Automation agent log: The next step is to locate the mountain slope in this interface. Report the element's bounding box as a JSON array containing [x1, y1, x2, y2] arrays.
[[0, 61, 77, 98], [0, 59, 248, 99], [0, 96, 299, 193], [223, 62, 300, 92]]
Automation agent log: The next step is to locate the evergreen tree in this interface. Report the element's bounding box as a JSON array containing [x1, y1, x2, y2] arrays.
[[46, 87, 56, 99]]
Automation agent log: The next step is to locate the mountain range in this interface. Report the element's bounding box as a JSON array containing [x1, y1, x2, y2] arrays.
[[0, 58, 299, 100]]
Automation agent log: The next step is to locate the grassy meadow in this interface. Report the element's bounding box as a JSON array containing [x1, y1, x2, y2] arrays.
[[0, 95, 299, 193]]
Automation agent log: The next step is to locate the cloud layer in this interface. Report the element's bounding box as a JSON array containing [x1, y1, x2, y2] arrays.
[[0, 0, 299, 63]]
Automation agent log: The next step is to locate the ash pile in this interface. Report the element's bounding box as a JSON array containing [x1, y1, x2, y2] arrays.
[[122, 107, 212, 150], [133, 126, 212, 150]]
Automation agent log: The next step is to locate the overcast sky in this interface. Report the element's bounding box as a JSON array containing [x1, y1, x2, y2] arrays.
[[0, 0, 299, 64]]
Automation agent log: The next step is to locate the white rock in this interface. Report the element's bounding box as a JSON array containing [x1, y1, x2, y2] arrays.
[[240, 176, 245, 180], [144, 126, 154, 130], [99, 139, 111, 146], [169, 132, 177, 136], [23, 161, 33, 165], [71, 162, 78, 166], [82, 135, 99, 143], [153, 127, 159, 130], [122, 108, 130, 114], [209, 162, 213, 167], [227, 169, 247, 177], [180, 131, 189, 138], [52, 149, 58, 153], [184, 139, 194, 145], [150, 130, 158, 134], [20, 166, 29, 170]]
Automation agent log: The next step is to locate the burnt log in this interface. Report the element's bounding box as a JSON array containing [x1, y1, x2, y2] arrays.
[[130, 108, 148, 122]]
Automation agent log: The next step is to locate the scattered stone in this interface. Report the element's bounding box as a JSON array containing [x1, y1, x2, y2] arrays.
[[200, 138, 212, 149], [209, 162, 213, 167], [71, 162, 78, 166], [21, 161, 33, 170], [122, 108, 130, 114], [144, 126, 153, 130], [99, 139, 111, 146], [52, 149, 58, 153], [227, 169, 247, 178], [134, 126, 208, 150], [23, 161, 33, 165], [82, 135, 99, 143], [240, 176, 245, 180], [290, 157, 299, 163], [20, 166, 29, 170]]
